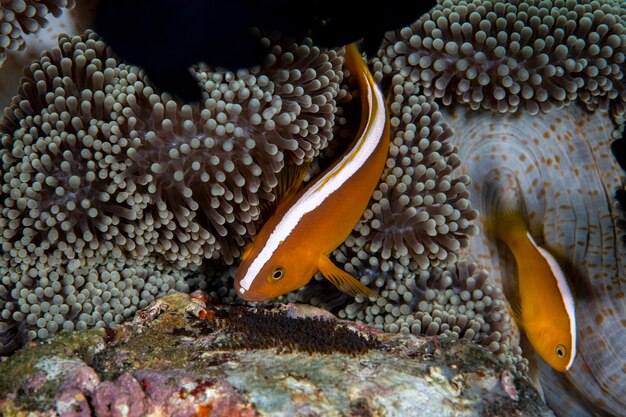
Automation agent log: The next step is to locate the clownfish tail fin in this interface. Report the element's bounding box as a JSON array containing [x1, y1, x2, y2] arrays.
[[481, 179, 528, 240]]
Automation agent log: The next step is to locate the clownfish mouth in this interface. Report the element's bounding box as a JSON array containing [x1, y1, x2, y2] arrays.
[[235, 285, 269, 302]]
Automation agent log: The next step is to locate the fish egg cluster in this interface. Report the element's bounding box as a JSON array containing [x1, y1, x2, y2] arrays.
[[222, 306, 376, 355], [377, 0, 626, 117], [0, 30, 345, 353], [0, 0, 75, 64], [334, 75, 478, 278]]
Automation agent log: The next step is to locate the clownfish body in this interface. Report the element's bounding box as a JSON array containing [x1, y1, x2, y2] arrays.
[[491, 205, 577, 372], [235, 43, 389, 301]]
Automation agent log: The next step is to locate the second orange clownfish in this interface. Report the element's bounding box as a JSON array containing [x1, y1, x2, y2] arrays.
[[487, 199, 577, 373], [235, 43, 390, 301]]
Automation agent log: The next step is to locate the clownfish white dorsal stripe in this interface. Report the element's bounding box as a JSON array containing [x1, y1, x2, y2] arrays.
[[235, 43, 390, 301]]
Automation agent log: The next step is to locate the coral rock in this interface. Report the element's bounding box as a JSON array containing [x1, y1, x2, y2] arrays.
[[0, 292, 554, 417]]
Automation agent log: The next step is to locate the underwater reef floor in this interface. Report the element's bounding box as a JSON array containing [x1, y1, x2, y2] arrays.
[[0, 292, 553, 417]]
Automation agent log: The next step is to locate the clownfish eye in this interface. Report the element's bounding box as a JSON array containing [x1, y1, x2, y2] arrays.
[[269, 267, 285, 282], [556, 344, 567, 358]]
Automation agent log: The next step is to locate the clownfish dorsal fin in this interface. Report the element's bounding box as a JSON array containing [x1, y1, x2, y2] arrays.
[[318, 254, 378, 300], [241, 241, 254, 261], [260, 161, 311, 220]]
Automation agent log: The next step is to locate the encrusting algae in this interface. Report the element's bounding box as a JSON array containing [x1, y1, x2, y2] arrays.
[[1, 1, 626, 417]]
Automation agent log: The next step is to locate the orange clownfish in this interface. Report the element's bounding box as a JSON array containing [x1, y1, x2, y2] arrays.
[[490, 203, 577, 372], [235, 43, 389, 302]]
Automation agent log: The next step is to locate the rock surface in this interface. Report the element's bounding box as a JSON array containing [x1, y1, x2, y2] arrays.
[[0, 292, 553, 417]]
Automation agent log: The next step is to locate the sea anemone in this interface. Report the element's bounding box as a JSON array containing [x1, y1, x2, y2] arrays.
[[275, 78, 510, 371], [1, 31, 152, 268], [331, 74, 478, 282], [0, 254, 191, 353], [336, 260, 525, 372], [0, 0, 76, 64], [0, 30, 346, 353], [377, 0, 626, 117], [3, 4, 623, 416], [125, 31, 345, 265], [372, 1, 626, 413]]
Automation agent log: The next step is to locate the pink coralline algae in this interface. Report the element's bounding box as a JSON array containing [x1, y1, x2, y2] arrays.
[[92, 370, 256, 417]]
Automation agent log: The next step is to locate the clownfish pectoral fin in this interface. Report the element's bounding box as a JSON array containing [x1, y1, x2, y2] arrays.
[[260, 162, 310, 220], [318, 255, 377, 300], [506, 292, 523, 326]]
